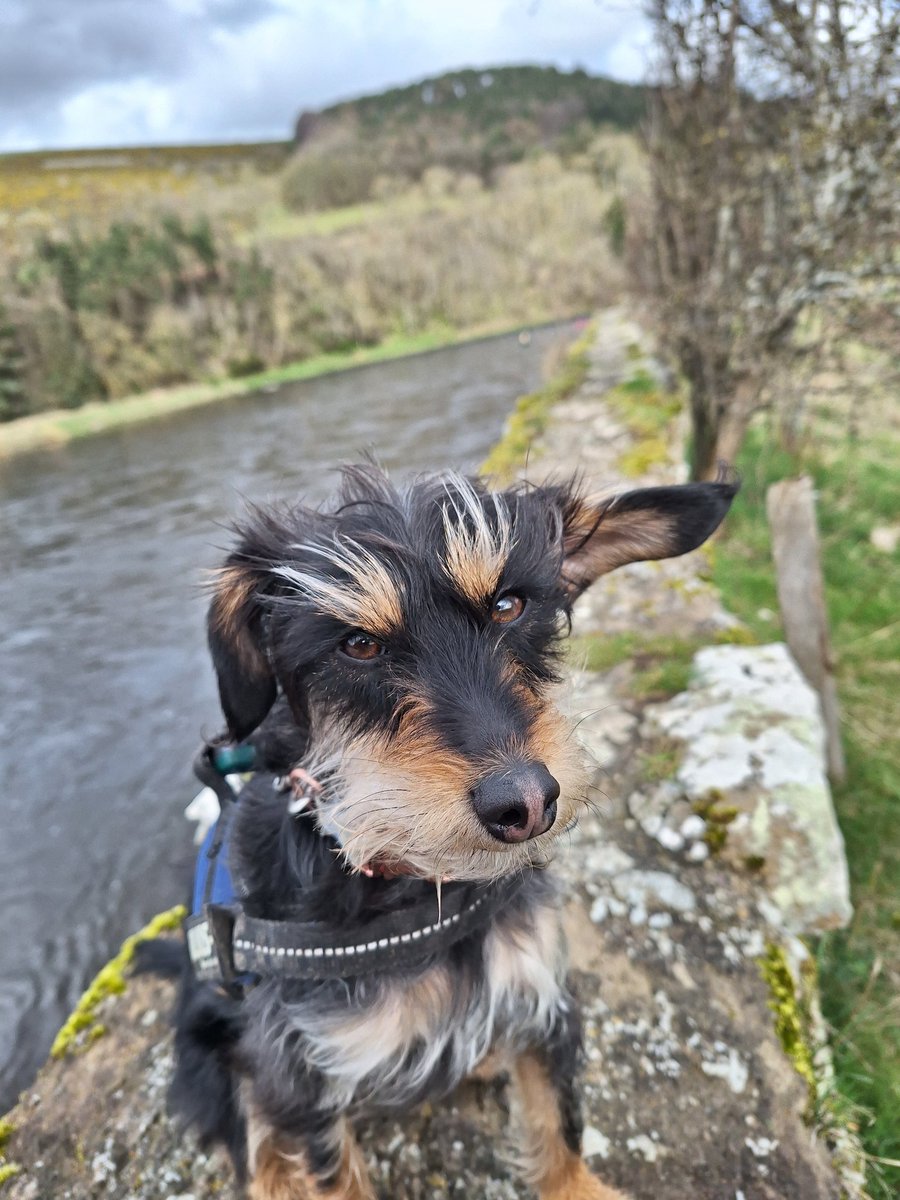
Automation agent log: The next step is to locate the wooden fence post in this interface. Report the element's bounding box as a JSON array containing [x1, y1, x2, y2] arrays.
[[766, 476, 846, 783]]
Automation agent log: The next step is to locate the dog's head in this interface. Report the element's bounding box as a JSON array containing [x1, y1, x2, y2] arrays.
[[207, 464, 737, 882]]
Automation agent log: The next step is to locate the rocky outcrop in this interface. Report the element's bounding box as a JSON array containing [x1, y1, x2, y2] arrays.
[[0, 310, 861, 1199]]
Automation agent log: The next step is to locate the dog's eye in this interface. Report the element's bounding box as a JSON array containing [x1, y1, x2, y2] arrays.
[[491, 593, 525, 624], [340, 632, 384, 661]]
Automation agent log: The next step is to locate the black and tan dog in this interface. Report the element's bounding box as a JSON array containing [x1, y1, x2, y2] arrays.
[[164, 464, 737, 1200]]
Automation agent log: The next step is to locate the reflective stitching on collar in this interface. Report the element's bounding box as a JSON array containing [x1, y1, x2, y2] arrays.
[[231, 895, 485, 960]]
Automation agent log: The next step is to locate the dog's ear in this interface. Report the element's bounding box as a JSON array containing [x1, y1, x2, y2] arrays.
[[558, 473, 739, 598], [207, 558, 277, 741]]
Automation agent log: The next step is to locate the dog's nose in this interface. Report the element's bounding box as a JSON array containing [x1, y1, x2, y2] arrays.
[[471, 763, 560, 843]]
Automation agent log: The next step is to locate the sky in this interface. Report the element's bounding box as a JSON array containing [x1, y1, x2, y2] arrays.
[[0, 0, 651, 152]]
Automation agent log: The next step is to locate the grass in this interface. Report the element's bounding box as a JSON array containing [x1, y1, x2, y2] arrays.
[[712, 422, 900, 1197], [567, 627, 757, 701], [0, 317, 558, 460]]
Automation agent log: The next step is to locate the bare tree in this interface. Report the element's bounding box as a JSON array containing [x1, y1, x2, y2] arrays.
[[644, 0, 899, 479]]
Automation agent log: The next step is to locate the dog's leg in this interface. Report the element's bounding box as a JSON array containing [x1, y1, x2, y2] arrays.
[[247, 1112, 375, 1200], [509, 1004, 630, 1200]]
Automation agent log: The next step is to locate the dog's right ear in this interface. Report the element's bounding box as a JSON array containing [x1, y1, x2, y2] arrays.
[[207, 559, 277, 741]]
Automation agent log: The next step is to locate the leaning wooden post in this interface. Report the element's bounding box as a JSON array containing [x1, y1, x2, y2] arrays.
[[766, 477, 846, 782]]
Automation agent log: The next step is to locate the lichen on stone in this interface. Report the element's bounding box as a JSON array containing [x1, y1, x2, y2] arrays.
[[0, 1163, 23, 1188], [50, 904, 186, 1059], [689, 791, 739, 852], [759, 942, 817, 1110], [0, 1116, 20, 1191]]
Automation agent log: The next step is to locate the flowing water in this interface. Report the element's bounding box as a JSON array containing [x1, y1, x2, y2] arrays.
[[0, 320, 577, 1108]]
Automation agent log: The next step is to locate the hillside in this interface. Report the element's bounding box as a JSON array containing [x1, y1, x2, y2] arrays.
[[312, 64, 644, 134], [293, 64, 645, 179]]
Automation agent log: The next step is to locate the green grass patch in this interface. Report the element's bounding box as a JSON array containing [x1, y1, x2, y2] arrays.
[[606, 369, 683, 438], [713, 422, 900, 1197], [567, 628, 756, 701], [618, 437, 670, 478], [480, 324, 594, 483], [637, 737, 683, 783], [566, 630, 640, 672], [629, 655, 694, 700], [602, 365, 683, 478]]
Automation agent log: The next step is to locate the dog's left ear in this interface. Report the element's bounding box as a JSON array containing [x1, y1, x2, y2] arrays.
[[558, 475, 739, 597], [207, 558, 277, 742]]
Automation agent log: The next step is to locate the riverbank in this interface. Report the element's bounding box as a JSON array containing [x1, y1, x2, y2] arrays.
[[0, 315, 582, 462]]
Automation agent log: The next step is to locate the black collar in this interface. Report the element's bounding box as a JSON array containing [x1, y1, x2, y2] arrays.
[[186, 875, 519, 987]]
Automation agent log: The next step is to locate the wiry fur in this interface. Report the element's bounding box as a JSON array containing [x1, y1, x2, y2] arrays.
[[158, 463, 737, 1198]]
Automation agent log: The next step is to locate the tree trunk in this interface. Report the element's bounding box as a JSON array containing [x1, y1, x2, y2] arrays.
[[714, 405, 752, 473], [688, 384, 721, 481]]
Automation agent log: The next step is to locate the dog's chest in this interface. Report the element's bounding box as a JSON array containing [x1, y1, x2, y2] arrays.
[[301, 903, 566, 1109]]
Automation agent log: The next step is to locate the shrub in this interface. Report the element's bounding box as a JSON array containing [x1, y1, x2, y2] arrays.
[[281, 149, 377, 212]]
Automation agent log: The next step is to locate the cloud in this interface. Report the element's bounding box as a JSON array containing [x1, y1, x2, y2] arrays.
[[0, 0, 649, 151]]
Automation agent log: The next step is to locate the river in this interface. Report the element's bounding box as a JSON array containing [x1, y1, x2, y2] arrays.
[[0, 320, 577, 1108]]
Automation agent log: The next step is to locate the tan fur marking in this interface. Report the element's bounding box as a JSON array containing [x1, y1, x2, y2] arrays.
[[511, 1053, 630, 1200], [247, 1112, 374, 1200], [562, 495, 677, 592], [208, 565, 270, 674], [274, 538, 403, 636], [208, 565, 257, 637], [442, 476, 513, 602]]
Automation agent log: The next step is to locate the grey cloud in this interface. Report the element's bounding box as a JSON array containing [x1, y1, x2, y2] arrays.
[[0, 0, 279, 114]]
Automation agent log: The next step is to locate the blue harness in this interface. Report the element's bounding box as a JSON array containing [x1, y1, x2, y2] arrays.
[[192, 818, 237, 913], [189, 742, 257, 917]]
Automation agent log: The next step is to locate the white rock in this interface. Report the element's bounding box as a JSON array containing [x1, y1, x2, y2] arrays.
[[582, 1126, 611, 1159], [585, 844, 635, 877], [680, 814, 707, 840], [612, 870, 696, 913], [626, 1134, 661, 1162], [745, 1136, 779, 1158], [701, 1047, 749, 1094], [657, 826, 684, 852], [686, 841, 710, 863]]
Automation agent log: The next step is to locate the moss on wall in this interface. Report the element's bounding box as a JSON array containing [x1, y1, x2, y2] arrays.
[[50, 904, 186, 1060], [760, 942, 817, 1110]]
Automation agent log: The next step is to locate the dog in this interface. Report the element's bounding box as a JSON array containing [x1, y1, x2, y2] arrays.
[[160, 463, 737, 1200]]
